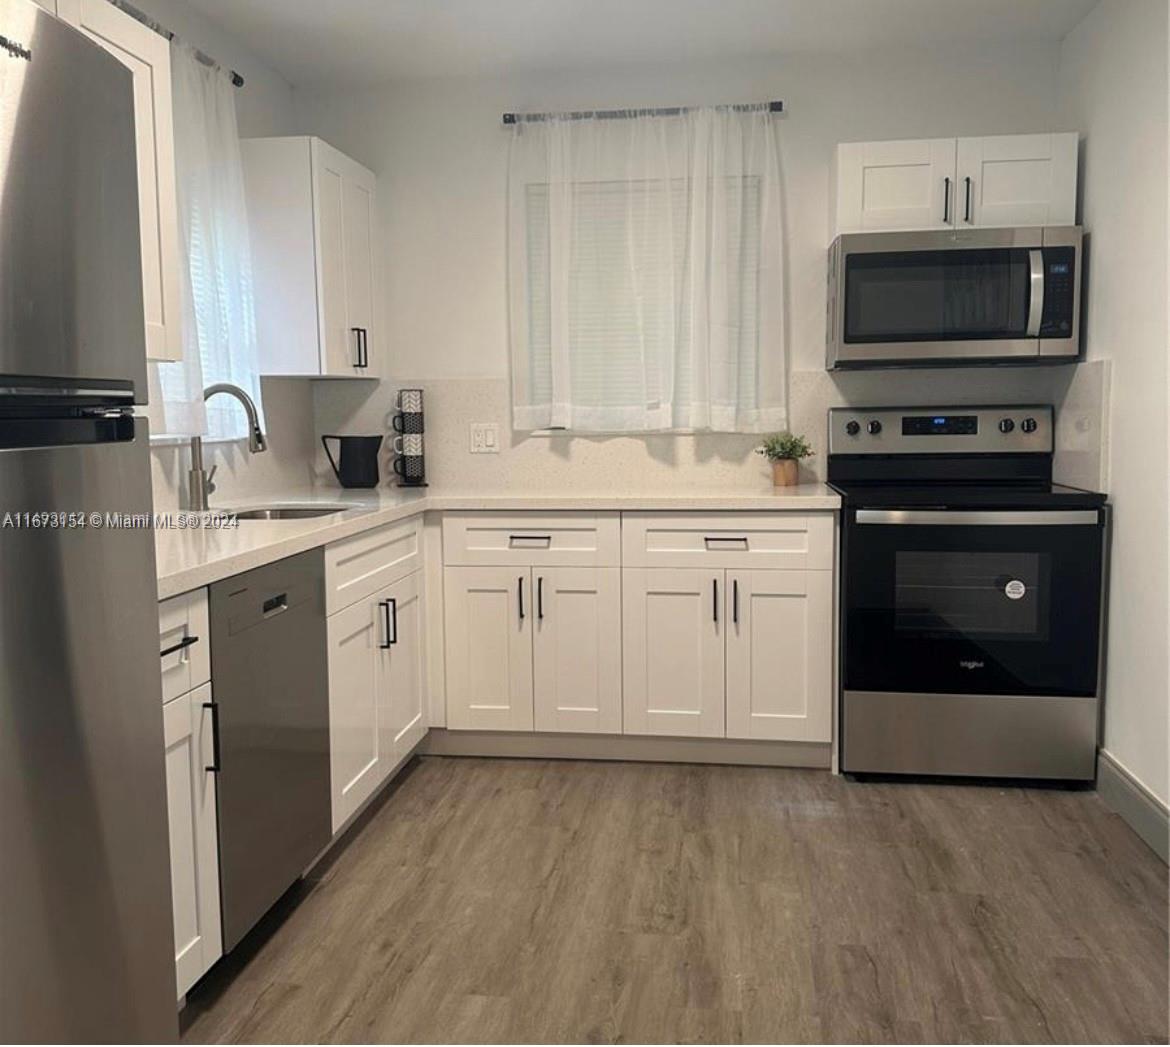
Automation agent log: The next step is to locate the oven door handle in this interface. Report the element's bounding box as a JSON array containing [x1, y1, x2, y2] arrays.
[[855, 509, 1099, 527], [1026, 248, 1045, 337]]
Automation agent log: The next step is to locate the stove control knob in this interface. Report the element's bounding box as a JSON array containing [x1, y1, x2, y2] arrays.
[[1021, 417, 1038, 434], [845, 420, 861, 436], [866, 419, 882, 435], [998, 418, 1015, 434]]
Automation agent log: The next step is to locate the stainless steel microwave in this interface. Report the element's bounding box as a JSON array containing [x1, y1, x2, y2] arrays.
[[826, 226, 1082, 369]]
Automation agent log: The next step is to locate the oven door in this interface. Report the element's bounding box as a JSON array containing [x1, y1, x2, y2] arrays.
[[843, 508, 1104, 697]]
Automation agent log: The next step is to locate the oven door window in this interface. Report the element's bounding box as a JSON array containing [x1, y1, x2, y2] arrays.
[[844, 518, 1102, 696], [844, 248, 1031, 343], [895, 551, 1049, 641]]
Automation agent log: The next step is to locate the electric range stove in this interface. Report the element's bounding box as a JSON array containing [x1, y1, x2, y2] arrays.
[[828, 404, 1108, 781]]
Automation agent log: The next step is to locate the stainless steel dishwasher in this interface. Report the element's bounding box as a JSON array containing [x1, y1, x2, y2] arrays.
[[209, 549, 330, 951]]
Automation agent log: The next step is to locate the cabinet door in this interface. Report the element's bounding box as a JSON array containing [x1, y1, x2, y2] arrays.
[[622, 568, 724, 738], [163, 684, 222, 999], [342, 165, 378, 377], [725, 571, 833, 743], [533, 567, 622, 734], [835, 138, 957, 232], [327, 594, 382, 831], [444, 567, 533, 731], [377, 572, 428, 764], [956, 133, 1078, 228], [311, 140, 355, 375], [58, 0, 183, 361]]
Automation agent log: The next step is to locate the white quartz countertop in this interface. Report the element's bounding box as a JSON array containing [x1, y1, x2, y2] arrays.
[[154, 483, 840, 599]]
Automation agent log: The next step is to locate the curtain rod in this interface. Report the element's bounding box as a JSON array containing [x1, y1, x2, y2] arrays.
[[502, 100, 782, 125], [108, 0, 245, 87]]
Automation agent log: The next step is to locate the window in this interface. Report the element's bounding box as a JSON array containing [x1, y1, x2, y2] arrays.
[[507, 106, 786, 433]]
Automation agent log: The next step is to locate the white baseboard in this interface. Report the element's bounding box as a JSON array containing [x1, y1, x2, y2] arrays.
[[420, 728, 832, 769], [1097, 749, 1169, 863]]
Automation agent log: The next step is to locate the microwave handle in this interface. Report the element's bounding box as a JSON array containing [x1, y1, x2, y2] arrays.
[[1026, 249, 1045, 337]]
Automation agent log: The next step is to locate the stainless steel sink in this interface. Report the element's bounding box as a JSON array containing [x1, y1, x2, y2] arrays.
[[231, 505, 353, 520]]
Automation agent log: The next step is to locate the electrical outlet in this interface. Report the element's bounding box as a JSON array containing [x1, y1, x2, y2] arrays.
[[469, 422, 500, 454]]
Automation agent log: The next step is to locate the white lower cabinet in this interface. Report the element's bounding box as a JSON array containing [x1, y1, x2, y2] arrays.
[[379, 571, 428, 760], [444, 566, 534, 731], [327, 569, 427, 833], [327, 593, 383, 831], [533, 567, 622, 734], [622, 568, 726, 738], [442, 511, 836, 743], [725, 570, 833, 742], [163, 683, 222, 999]]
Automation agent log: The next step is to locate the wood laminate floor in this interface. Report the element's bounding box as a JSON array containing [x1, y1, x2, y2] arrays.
[[181, 757, 1168, 1044]]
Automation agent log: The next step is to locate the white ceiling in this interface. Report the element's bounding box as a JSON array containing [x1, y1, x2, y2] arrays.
[[183, 0, 1097, 88]]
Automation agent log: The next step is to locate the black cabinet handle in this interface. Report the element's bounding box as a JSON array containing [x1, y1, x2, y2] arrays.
[[963, 176, 972, 223], [360, 328, 369, 367], [943, 176, 951, 223], [518, 575, 525, 620], [712, 577, 719, 624], [733, 579, 739, 625], [537, 576, 544, 620], [203, 701, 221, 773], [351, 327, 363, 367], [160, 634, 198, 659], [378, 599, 398, 647]]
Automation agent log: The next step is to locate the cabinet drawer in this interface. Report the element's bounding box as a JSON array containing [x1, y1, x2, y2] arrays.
[[325, 515, 422, 615], [442, 512, 620, 567], [159, 589, 210, 702], [621, 512, 834, 571]]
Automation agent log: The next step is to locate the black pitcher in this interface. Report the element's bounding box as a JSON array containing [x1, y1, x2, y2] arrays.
[[322, 434, 382, 488]]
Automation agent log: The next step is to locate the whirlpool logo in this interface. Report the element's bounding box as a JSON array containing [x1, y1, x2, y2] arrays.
[[1, 35, 32, 61], [959, 659, 985, 670]]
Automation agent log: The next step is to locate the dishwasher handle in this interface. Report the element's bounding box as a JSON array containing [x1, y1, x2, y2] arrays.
[[262, 592, 288, 617]]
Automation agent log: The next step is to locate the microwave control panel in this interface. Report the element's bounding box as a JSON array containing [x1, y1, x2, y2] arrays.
[[1039, 247, 1077, 338]]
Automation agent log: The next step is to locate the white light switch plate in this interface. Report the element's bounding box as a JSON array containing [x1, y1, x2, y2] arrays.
[[469, 422, 500, 453]]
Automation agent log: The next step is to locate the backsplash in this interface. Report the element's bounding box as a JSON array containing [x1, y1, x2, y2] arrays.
[[308, 361, 1109, 495], [149, 377, 318, 510]]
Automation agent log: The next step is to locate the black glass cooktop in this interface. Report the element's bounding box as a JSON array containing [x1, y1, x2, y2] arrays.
[[829, 480, 1107, 510]]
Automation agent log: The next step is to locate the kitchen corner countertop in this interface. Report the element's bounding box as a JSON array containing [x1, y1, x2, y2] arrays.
[[154, 483, 840, 599]]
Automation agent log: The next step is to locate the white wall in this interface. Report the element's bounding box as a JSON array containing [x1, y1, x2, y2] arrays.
[[295, 44, 1099, 489], [129, 0, 320, 509], [1060, 0, 1169, 806], [295, 43, 1064, 379]]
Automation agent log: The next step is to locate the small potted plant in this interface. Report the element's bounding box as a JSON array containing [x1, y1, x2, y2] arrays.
[[757, 431, 813, 487]]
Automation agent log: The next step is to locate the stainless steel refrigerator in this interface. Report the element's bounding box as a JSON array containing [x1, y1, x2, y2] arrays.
[[0, 0, 178, 1040]]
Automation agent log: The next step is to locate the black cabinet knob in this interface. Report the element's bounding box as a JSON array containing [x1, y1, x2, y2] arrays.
[[845, 420, 861, 436], [1021, 417, 1038, 433], [866, 420, 882, 435], [998, 418, 1015, 434]]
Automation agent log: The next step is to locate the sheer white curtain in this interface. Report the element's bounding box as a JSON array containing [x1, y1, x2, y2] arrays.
[[507, 105, 786, 433], [147, 42, 263, 440]]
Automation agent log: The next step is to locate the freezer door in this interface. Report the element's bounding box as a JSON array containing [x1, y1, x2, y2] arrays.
[[0, 418, 177, 1042], [0, 0, 146, 402]]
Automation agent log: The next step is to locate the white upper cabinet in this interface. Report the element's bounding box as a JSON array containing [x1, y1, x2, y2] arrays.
[[57, 0, 184, 361], [834, 138, 957, 233], [834, 132, 1078, 235], [242, 136, 379, 378], [955, 133, 1078, 228]]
